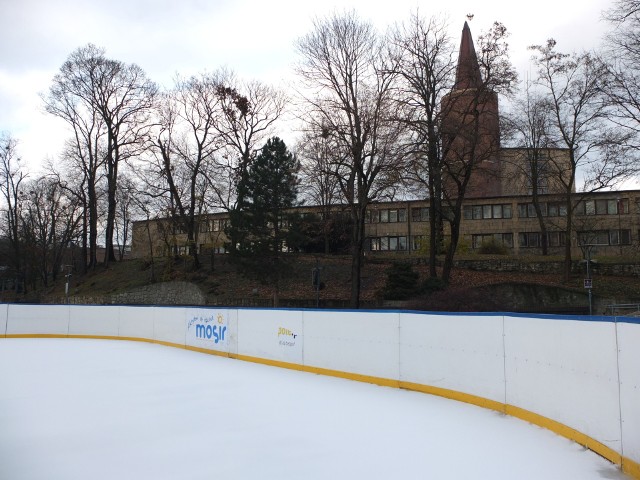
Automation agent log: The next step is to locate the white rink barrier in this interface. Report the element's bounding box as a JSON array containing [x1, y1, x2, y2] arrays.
[[1, 304, 638, 478]]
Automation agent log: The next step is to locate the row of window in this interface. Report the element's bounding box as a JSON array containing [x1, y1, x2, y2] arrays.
[[199, 219, 229, 233], [576, 199, 629, 216], [182, 198, 632, 237], [577, 230, 631, 246], [471, 233, 514, 249], [471, 230, 631, 249], [368, 236, 409, 251], [369, 198, 630, 225], [463, 204, 513, 220], [517, 202, 567, 218], [517, 231, 567, 248], [365, 208, 407, 224], [366, 230, 633, 251]]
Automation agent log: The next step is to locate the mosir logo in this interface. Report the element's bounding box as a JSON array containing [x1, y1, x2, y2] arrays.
[[188, 313, 227, 344], [278, 327, 297, 347]]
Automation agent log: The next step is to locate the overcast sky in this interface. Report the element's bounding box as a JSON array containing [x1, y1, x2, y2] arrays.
[[0, 0, 613, 174]]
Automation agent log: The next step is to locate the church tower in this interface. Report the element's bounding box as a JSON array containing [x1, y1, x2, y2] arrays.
[[441, 22, 502, 198]]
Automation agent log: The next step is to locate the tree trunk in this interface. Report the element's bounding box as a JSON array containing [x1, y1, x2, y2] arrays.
[[563, 194, 573, 282]]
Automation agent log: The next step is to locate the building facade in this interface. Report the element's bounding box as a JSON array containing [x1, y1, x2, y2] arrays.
[[130, 23, 637, 262], [131, 190, 640, 259]]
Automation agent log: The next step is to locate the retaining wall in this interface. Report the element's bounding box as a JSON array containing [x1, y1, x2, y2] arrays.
[[1, 304, 638, 478]]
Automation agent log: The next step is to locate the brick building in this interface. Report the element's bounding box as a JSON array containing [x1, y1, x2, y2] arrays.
[[130, 23, 637, 261]]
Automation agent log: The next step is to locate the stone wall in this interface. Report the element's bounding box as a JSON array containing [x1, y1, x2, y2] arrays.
[[65, 281, 206, 306], [110, 281, 206, 305], [453, 259, 640, 277]]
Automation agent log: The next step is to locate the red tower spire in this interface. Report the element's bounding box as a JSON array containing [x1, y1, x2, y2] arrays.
[[454, 21, 482, 90], [441, 21, 502, 198]]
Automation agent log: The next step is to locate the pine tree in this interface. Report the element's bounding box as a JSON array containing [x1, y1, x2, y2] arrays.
[[226, 137, 300, 305]]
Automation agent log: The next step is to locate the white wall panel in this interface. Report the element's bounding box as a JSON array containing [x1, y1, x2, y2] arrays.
[[68, 305, 119, 337], [303, 310, 400, 380], [186, 307, 236, 354], [117, 306, 155, 340], [2, 304, 637, 468], [504, 316, 621, 453], [237, 309, 303, 364], [1, 304, 7, 336], [6, 304, 69, 335], [152, 306, 186, 346], [399, 313, 506, 403], [617, 320, 640, 466]]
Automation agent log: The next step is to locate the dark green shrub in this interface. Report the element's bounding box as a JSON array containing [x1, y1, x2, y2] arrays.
[[383, 262, 420, 300], [422, 276, 447, 293], [478, 238, 508, 255]]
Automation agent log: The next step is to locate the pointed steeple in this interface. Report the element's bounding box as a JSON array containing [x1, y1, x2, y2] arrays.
[[454, 22, 482, 90]]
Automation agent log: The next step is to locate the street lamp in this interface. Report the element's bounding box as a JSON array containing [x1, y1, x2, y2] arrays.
[[64, 265, 72, 304]]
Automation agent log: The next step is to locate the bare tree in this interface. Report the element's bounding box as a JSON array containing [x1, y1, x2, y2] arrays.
[[503, 82, 555, 254], [43, 65, 105, 271], [296, 131, 344, 253], [602, 0, 640, 151], [0, 133, 27, 290], [296, 11, 404, 308], [390, 12, 456, 277], [20, 176, 83, 287], [44, 44, 157, 268], [146, 74, 225, 269], [197, 72, 289, 226], [114, 174, 138, 260], [530, 39, 637, 279]]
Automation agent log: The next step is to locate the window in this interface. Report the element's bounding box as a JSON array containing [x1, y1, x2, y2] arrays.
[[471, 233, 513, 249], [547, 231, 566, 247], [411, 207, 429, 222], [380, 210, 389, 223], [398, 209, 407, 222], [501, 233, 514, 248], [610, 230, 631, 245], [518, 232, 541, 248], [389, 209, 398, 223], [367, 236, 408, 251], [472, 234, 491, 249], [465, 204, 512, 220], [518, 204, 527, 218], [412, 235, 426, 251], [578, 230, 630, 246]]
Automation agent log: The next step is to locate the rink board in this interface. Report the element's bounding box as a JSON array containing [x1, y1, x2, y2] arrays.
[[1, 304, 638, 477]]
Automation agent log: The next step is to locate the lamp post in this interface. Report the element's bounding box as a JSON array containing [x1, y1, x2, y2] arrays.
[[64, 267, 72, 305]]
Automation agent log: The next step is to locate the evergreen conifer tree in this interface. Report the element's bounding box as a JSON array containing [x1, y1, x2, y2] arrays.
[[226, 137, 300, 305]]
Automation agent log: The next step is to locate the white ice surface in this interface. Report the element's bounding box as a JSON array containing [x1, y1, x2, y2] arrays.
[[0, 339, 629, 480]]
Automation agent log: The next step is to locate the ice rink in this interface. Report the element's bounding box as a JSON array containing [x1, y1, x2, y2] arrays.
[[0, 339, 629, 479]]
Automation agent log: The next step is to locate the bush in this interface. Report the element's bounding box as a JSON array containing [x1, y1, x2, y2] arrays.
[[478, 238, 508, 255], [422, 276, 447, 293], [383, 262, 421, 300]]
